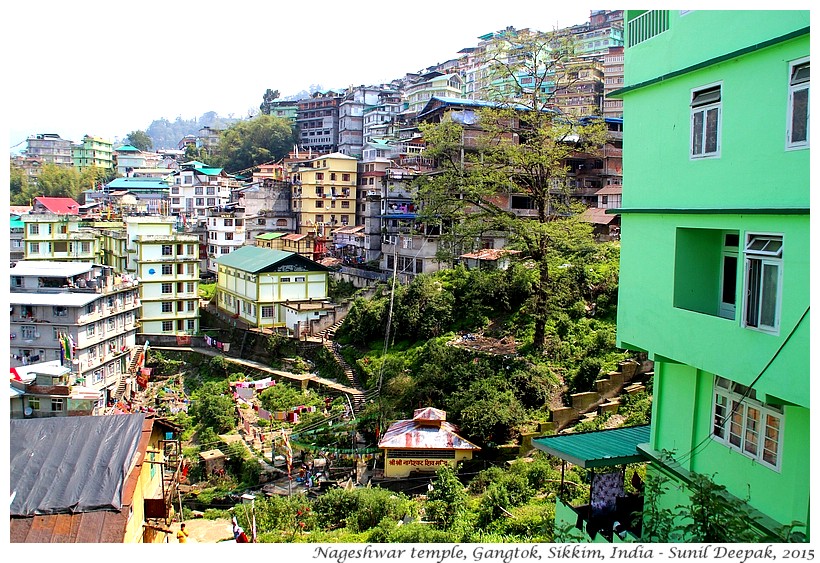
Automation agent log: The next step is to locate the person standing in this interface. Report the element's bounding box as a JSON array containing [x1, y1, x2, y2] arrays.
[[176, 523, 189, 543]]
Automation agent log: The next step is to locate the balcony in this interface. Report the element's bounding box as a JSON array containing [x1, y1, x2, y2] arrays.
[[627, 10, 669, 48]]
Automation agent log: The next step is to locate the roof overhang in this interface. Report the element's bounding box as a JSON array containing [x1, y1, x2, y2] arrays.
[[532, 424, 650, 469]]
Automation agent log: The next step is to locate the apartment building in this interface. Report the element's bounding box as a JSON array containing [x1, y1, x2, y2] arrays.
[[10, 261, 140, 406], [72, 135, 114, 174], [290, 152, 358, 237], [206, 203, 247, 274], [296, 91, 344, 154], [21, 212, 101, 263], [167, 161, 233, 223]]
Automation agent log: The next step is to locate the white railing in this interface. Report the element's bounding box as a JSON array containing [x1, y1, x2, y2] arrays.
[[627, 10, 669, 48]]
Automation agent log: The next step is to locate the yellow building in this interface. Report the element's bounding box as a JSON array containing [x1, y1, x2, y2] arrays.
[[291, 152, 358, 236], [378, 408, 480, 478]]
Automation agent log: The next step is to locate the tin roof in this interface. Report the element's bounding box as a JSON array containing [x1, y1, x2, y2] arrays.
[[34, 197, 81, 215], [532, 424, 650, 468], [215, 245, 327, 273], [378, 412, 480, 451]]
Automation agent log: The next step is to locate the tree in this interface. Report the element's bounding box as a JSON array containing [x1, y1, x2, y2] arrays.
[[415, 28, 608, 351], [189, 380, 237, 433], [259, 88, 281, 115], [124, 130, 153, 151], [214, 114, 295, 173], [34, 163, 83, 200], [10, 164, 31, 205]]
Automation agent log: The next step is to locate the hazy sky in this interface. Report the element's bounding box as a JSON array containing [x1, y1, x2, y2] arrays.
[[6, 1, 596, 151]]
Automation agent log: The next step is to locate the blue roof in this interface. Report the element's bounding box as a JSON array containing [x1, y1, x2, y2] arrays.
[[106, 177, 169, 190]]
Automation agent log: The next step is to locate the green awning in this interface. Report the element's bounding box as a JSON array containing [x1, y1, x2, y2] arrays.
[[532, 425, 650, 469]]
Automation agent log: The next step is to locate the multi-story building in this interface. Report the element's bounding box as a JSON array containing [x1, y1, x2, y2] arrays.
[[237, 162, 296, 238], [338, 85, 388, 158], [10, 360, 100, 418], [10, 261, 140, 406], [24, 133, 74, 165], [167, 161, 233, 223], [361, 90, 403, 144], [114, 145, 164, 176], [543, 10, 810, 543], [206, 203, 247, 274], [403, 71, 465, 115], [214, 246, 330, 333], [103, 177, 171, 216], [72, 135, 114, 174], [602, 46, 625, 117], [296, 90, 344, 154], [132, 230, 201, 336], [570, 9, 624, 61], [553, 62, 605, 117], [21, 213, 101, 263], [290, 152, 358, 240]]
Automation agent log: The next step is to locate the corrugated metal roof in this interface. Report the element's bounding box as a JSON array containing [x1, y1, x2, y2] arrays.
[[10, 414, 146, 516], [255, 232, 285, 240], [532, 425, 650, 468], [215, 245, 327, 273], [378, 417, 480, 451]]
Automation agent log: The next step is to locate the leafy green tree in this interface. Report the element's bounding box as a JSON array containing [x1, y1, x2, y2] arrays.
[[415, 28, 608, 352], [34, 163, 82, 199], [259, 88, 281, 115], [124, 130, 153, 151], [189, 380, 237, 433], [394, 274, 454, 340], [425, 465, 468, 529], [10, 164, 31, 205], [214, 114, 295, 172]]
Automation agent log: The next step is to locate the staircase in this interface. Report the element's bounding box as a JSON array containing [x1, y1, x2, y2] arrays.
[[319, 320, 373, 412]]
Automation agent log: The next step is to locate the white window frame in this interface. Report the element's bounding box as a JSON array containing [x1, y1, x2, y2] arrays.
[[162, 320, 173, 332], [786, 57, 809, 150], [712, 376, 783, 471], [690, 82, 722, 159], [742, 233, 783, 334]]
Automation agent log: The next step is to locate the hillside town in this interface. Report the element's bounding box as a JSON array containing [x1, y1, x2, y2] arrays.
[[8, 9, 810, 548]]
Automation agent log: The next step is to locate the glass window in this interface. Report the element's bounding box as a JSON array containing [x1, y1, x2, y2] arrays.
[[787, 59, 809, 148], [691, 84, 721, 158], [712, 377, 782, 471], [743, 234, 783, 333]]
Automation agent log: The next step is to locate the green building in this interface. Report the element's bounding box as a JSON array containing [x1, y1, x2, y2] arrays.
[[536, 10, 809, 543]]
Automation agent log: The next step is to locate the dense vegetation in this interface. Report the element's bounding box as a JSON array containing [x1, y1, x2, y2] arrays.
[[337, 218, 628, 446]]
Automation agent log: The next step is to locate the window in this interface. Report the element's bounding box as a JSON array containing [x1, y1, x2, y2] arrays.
[[195, 198, 204, 206], [195, 186, 203, 195], [162, 264, 173, 275], [162, 302, 173, 313], [691, 84, 721, 158], [743, 233, 782, 333], [171, 186, 180, 194], [261, 306, 274, 318], [295, 276, 305, 282], [712, 376, 782, 470], [187, 300, 196, 311], [187, 244, 195, 255], [225, 232, 233, 240], [207, 198, 215, 206], [53, 306, 67, 317], [224, 218, 233, 226], [52, 326, 68, 339], [21, 325, 37, 339], [162, 283, 173, 294], [27, 397, 40, 411], [281, 277, 291, 283], [81, 241, 91, 253], [342, 173, 350, 182], [29, 242, 39, 254], [187, 319, 196, 330], [162, 321, 173, 332], [87, 323, 95, 337], [51, 398, 64, 412], [787, 59, 809, 149], [162, 245, 173, 256], [187, 282, 195, 293], [316, 173, 324, 180], [29, 224, 39, 235], [207, 186, 215, 195], [315, 201, 324, 208]]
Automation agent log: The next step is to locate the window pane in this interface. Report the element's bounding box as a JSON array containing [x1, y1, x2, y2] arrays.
[[729, 401, 743, 447], [713, 393, 728, 438], [744, 406, 760, 456], [791, 88, 808, 143], [692, 111, 704, 154], [759, 263, 779, 328], [705, 108, 719, 153], [745, 259, 761, 327]]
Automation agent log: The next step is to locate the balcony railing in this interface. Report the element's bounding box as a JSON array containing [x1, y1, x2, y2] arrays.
[[627, 10, 669, 48]]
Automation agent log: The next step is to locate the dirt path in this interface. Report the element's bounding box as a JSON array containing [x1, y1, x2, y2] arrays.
[[171, 518, 234, 543]]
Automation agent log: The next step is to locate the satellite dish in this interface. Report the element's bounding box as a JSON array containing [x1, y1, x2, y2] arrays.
[[24, 406, 33, 416]]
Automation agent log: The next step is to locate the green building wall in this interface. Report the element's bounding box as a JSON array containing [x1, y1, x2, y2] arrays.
[[615, 10, 810, 538]]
